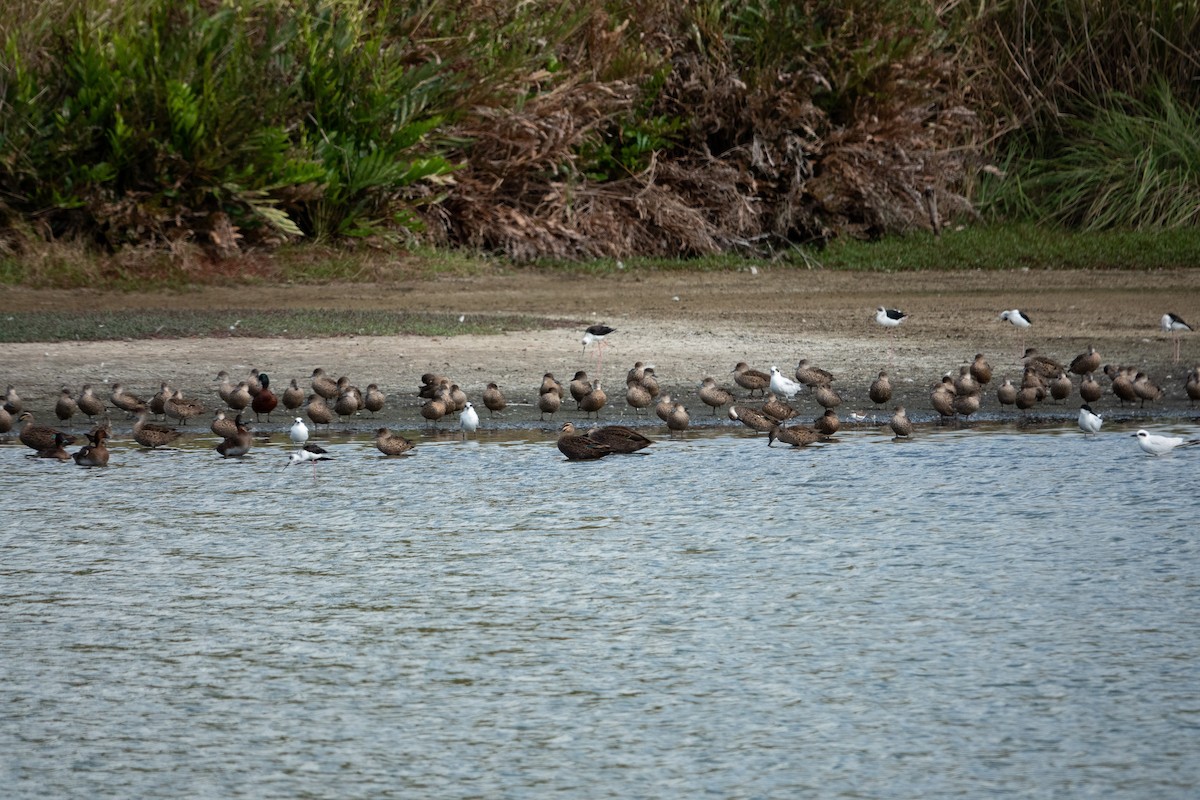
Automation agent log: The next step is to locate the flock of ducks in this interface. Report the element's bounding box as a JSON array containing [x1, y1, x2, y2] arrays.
[[3, 310, 1198, 464]]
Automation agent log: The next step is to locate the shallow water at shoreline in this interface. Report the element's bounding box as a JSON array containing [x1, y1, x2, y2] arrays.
[[3, 423, 1198, 798]]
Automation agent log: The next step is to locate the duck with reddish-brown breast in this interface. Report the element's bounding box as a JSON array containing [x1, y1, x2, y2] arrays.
[[249, 372, 278, 422], [73, 428, 110, 467]]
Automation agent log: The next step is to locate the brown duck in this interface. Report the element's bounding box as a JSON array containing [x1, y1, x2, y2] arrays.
[[134, 411, 181, 449], [767, 423, 821, 447], [760, 393, 798, 423], [1069, 345, 1101, 377], [110, 383, 148, 415], [216, 415, 253, 458], [211, 410, 238, 440], [375, 427, 416, 456], [728, 404, 776, 433], [733, 362, 770, 397], [251, 372, 279, 422], [73, 428, 110, 467], [889, 406, 913, 438], [579, 380, 607, 418], [698, 377, 735, 415], [970, 354, 994, 386], [311, 367, 339, 400], [666, 403, 690, 432], [483, 382, 507, 415], [34, 431, 73, 461], [557, 422, 614, 460], [814, 408, 841, 436], [77, 384, 106, 420], [165, 390, 205, 426], [55, 387, 79, 424], [868, 370, 892, 406], [282, 378, 305, 412], [363, 384, 386, 417], [18, 412, 75, 451], [581, 423, 654, 454], [306, 394, 334, 426], [794, 359, 834, 387]]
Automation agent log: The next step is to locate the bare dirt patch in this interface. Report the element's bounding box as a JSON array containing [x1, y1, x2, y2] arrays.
[[3, 268, 1199, 429]]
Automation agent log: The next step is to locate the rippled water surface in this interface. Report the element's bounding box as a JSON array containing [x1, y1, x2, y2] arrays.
[[3, 422, 1198, 798]]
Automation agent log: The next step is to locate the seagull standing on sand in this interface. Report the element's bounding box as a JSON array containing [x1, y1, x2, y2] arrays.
[[1077, 404, 1103, 435], [1161, 312, 1192, 364], [1132, 429, 1200, 456], [768, 366, 803, 399]]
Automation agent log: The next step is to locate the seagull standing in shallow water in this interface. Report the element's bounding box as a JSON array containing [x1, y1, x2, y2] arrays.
[[1132, 429, 1200, 456], [1077, 404, 1103, 435], [768, 366, 803, 399], [289, 417, 310, 446], [459, 401, 479, 439]]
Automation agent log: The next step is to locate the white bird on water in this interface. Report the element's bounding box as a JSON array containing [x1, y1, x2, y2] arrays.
[[1077, 404, 1103, 435], [1132, 429, 1200, 456], [768, 366, 803, 399], [285, 443, 333, 473], [289, 417, 310, 446], [459, 401, 479, 438]]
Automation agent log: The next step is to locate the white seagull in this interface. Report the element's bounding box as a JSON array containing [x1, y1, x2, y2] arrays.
[[768, 366, 803, 399], [1161, 312, 1192, 363], [459, 401, 480, 438], [1132, 429, 1200, 456], [1077, 404, 1103, 435], [289, 417, 310, 446]]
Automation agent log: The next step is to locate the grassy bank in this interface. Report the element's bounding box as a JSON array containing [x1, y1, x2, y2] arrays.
[[2, 0, 1196, 269]]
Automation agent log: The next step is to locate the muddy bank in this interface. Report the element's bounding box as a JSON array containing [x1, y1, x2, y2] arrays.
[[2, 269, 1199, 432]]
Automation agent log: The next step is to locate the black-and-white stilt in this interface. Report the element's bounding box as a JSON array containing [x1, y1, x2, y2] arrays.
[[999, 309, 1032, 359], [1161, 312, 1192, 364], [874, 306, 908, 366], [582, 324, 615, 370]]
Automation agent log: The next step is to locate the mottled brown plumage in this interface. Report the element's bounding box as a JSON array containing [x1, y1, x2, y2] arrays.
[[889, 406, 913, 438], [483, 382, 507, 415], [869, 370, 892, 406], [55, 388, 78, 424], [728, 404, 775, 433], [1068, 345, 1101, 377], [17, 412, 74, 451], [375, 427, 415, 456], [768, 423, 821, 447], [698, 377, 735, 415], [133, 411, 180, 449], [733, 362, 770, 397]]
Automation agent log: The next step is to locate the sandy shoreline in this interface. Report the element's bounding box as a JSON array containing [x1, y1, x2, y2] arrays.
[[3, 268, 1199, 431]]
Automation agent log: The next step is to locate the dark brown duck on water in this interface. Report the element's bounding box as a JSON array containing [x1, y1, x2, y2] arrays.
[[557, 422, 614, 460]]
